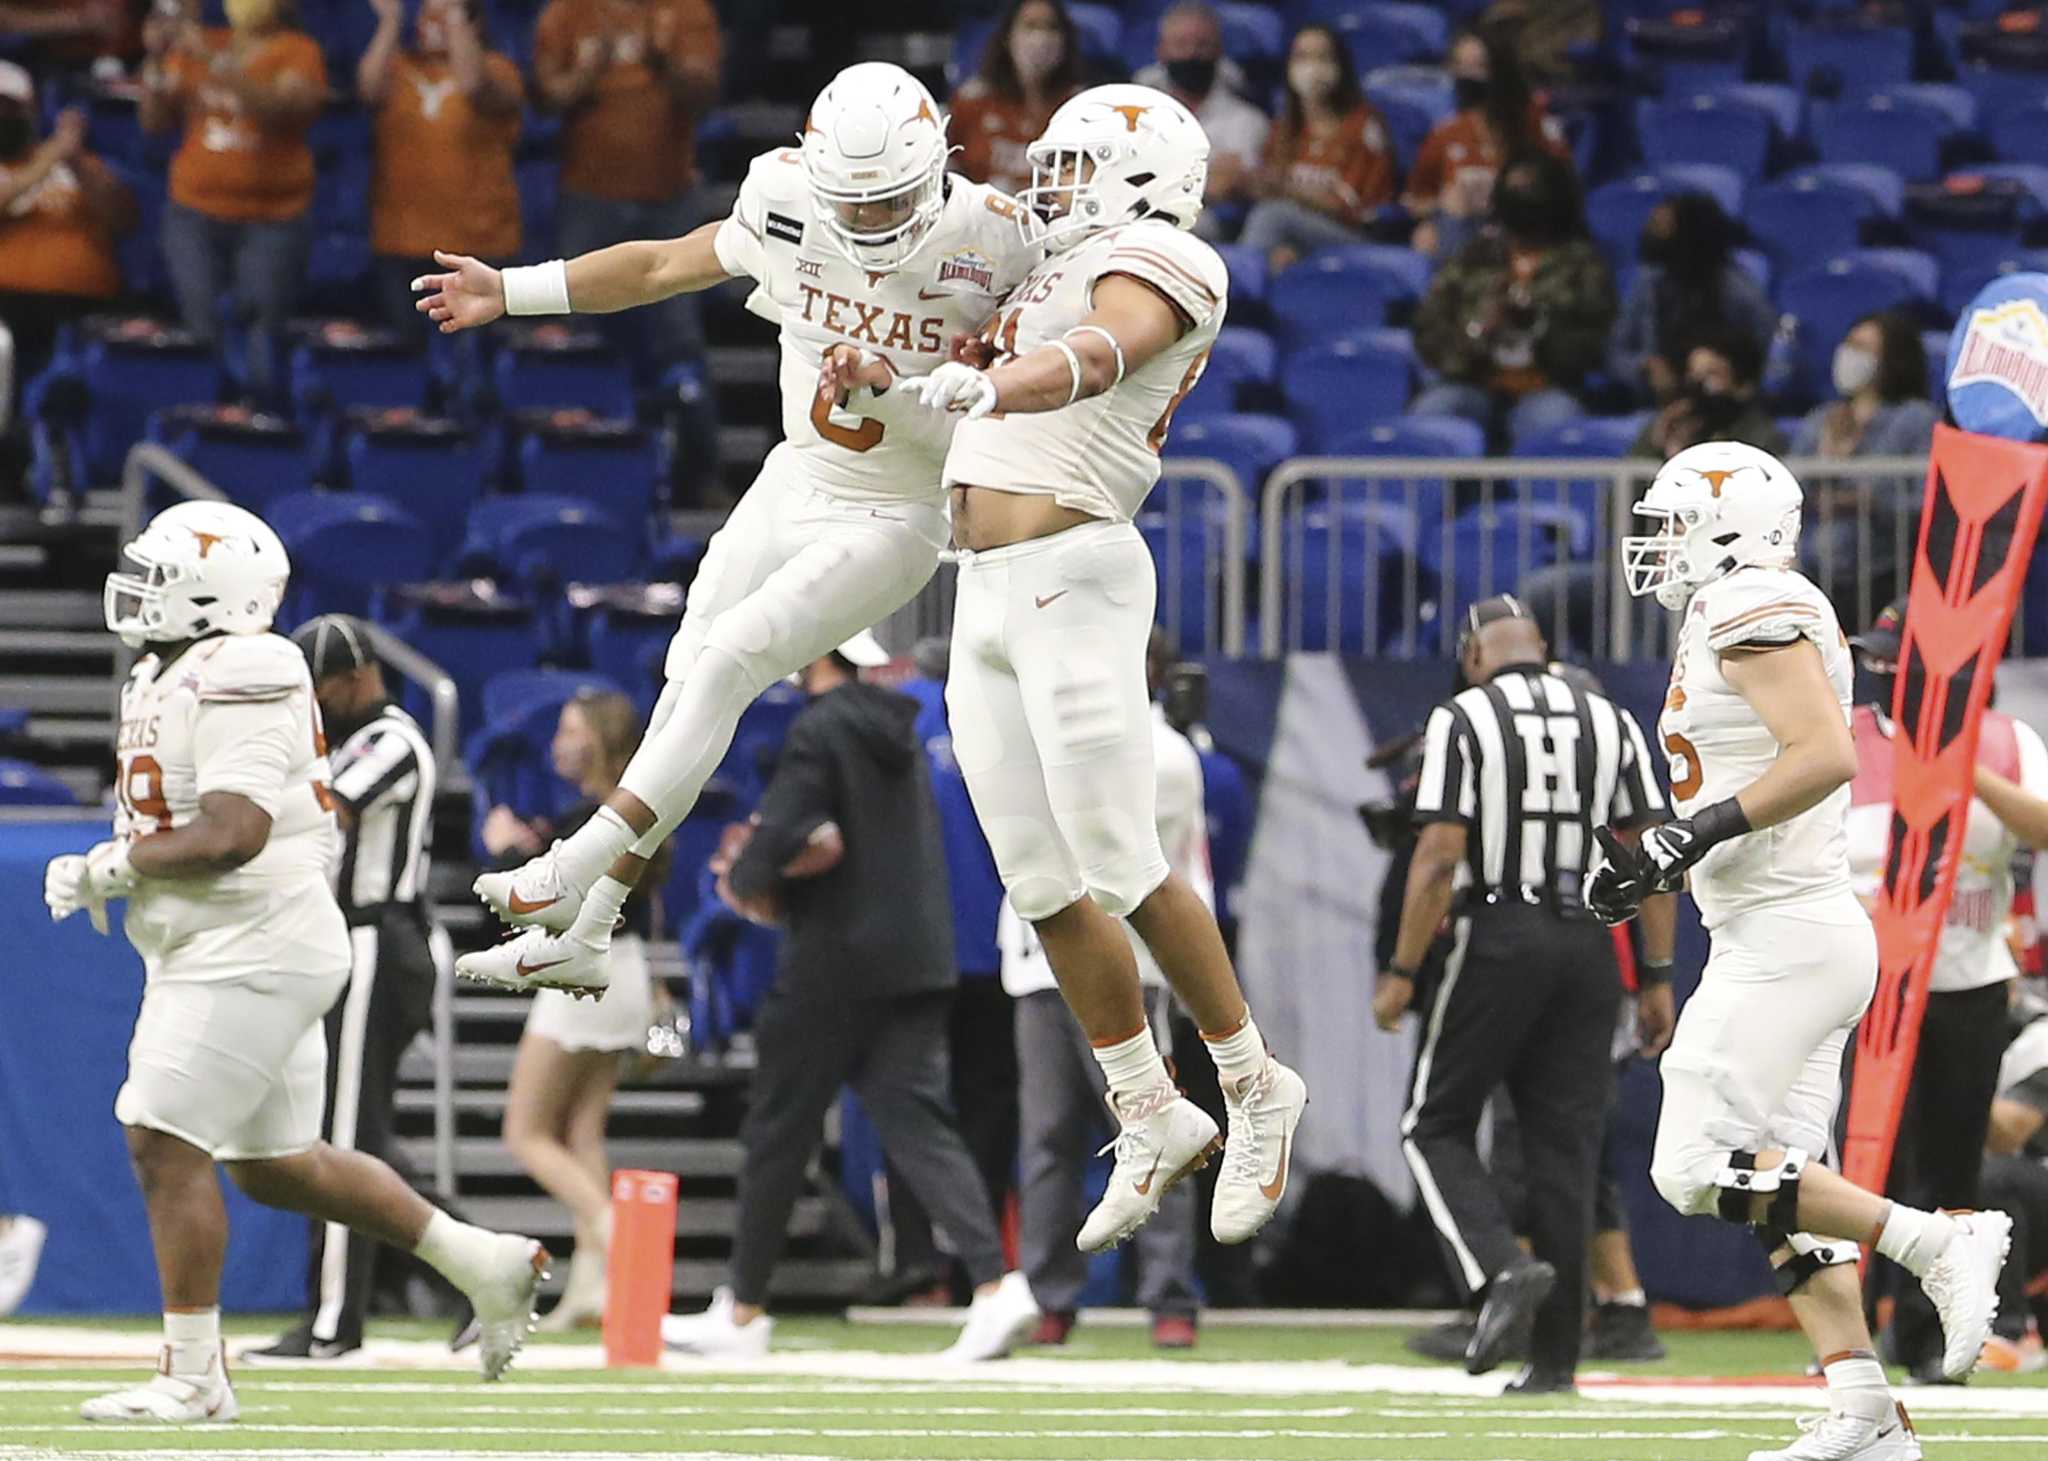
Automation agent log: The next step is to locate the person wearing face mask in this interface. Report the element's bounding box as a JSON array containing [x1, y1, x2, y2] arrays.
[[949, 0, 1084, 198], [1405, 26, 1566, 261], [1238, 23, 1395, 272], [138, 0, 327, 405], [1631, 326, 1785, 463], [1134, 1, 1268, 237], [1608, 192, 1774, 408], [1410, 149, 1614, 448], [0, 58, 134, 436], [360, 0, 523, 339]]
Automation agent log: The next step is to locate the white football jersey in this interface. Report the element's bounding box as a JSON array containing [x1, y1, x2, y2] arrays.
[[943, 218, 1229, 522], [713, 147, 1040, 505], [114, 633, 341, 902], [1845, 706, 2048, 993], [1660, 566, 1857, 929]]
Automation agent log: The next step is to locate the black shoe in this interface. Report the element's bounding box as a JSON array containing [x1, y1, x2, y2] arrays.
[[1587, 1301, 1666, 1362], [1468, 1261, 1556, 1376], [242, 1326, 360, 1363], [1405, 1319, 1478, 1365], [1503, 1364, 1577, 1396]]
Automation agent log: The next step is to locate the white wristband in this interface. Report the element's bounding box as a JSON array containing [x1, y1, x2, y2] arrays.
[[1050, 339, 1084, 405], [502, 259, 572, 316], [1065, 325, 1124, 386]]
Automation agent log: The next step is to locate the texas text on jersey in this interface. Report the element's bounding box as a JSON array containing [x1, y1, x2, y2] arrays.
[[114, 632, 340, 898], [714, 147, 1040, 504], [942, 218, 1228, 522], [1659, 565, 1855, 929]]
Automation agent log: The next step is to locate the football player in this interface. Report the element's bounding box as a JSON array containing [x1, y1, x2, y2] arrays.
[[413, 61, 1041, 995], [45, 502, 546, 1422], [889, 85, 1306, 1251], [1589, 442, 2010, 1461]]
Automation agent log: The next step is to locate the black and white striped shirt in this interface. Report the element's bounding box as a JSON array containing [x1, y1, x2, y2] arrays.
[[328, 703, 436, 922], [1413, 663, 1665, 909]]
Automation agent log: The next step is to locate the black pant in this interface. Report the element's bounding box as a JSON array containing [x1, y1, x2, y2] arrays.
[[1883, 981, 2014, 1366], [296, 911, 456, 1347], [1404, 902, 1620, 1376], [732, 986, 1006, 1306], [1982, 1151, 2048, 1341]]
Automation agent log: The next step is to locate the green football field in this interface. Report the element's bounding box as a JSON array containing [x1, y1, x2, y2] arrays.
[[4, 1316, 2046, 1460]]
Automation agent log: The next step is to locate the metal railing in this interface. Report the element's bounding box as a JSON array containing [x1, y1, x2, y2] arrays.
[[1259, 454, 1930, 663]]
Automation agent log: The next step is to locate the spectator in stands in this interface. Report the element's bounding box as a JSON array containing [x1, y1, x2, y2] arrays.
[[139, 0, 327, 404], [1405, 25, 1563, 261], [1607, 192, 1773, 408], [948, 0, 1083, 198], [1630, 324, 1784, 462], [501, 691, 665, 1334], [1237, 23, 1395, 273], [534, 0, 720, 367], [361, 0, 523, 338], [1409, 148, 1613, 448], [1134, 1, 1267, 238], [1479, 0, 1601, 87], [0, 60, 134, 423]]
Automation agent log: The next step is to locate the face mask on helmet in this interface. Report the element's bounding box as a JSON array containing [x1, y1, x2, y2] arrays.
[[104, 547, 199, 650], [1022, 146, 1108, 251], [1622, 505, 1707, 612], [811, 165, 944, 272]]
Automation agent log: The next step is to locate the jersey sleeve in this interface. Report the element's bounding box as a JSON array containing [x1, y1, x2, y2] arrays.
[[1096, 223, 1227, 331], [191, 696, 301, 817], [1700, 570, 1838, 655], [194, 634, 309, 704], [1412, 701, 1476, 826]]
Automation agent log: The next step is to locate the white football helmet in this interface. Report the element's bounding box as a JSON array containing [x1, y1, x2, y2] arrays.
[[801, 62, 949, 273], [1623, 441, 1803, 611], [1021, 83, 1210, 253], [105, 499, 290, 650]]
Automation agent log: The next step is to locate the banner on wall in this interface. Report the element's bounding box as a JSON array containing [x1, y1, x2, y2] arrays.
[[1844, 424, 2048, 1192]]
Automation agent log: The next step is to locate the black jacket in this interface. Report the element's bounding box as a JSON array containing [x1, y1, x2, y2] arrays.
[[729, 681, 955, 998]]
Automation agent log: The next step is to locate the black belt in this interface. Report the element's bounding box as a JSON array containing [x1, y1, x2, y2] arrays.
[[343, 899, 432, 933], [1454, 880, 1596, 921]]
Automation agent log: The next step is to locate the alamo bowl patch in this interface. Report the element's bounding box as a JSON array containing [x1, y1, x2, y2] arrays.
[[1946, 274, 2048, 442], [933, 248, 996, 294]]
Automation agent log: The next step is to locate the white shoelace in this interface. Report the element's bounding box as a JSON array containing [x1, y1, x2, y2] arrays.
[[1220, 1073, 1274, 1187]]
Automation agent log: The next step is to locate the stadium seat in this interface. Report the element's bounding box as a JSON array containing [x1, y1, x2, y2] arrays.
[[459, 494, 636, 585], [1318, 243, 1434, 317], [0, 759, 79, 806], [1363, 70, 1452, 171], [1166, 413, 1297, 499], [1211, 244, 1269, 318], [1924, 329, 1952, 408], [586, 601, 678, 712], [1939, 251, 2048, 319], [1586, 175, 1679, 264], [493, 334, 635, 418], [1812, 95, 1956, 182], [78, 330, 220, 481], [1786, 21, 1914, 98], [516, 420, 663, 526], [1424, 502, 1586, 631], [1734, 248, 1773, 299], [1650, 163, 1744, 219], [1181, 327, 1277, 417], [160, 412, 311, 513], [1284, 500, 1424, 654], [1637, 95, 1772, 181], [515, 156, 560, 263], [1789, 162, 1906, 218], [1703, 81, 1803, 139], [273, 491, 436, 621], [1138, 505, 1229, 654], [1314, 2, 1448, 67], [1514, 416, 1650, 461], [1971, 163, 2048, 215], [1316, 417, 1485, 530], [1959, 65, 2048, 143], [1283, 331, 1414, 451], [1778, 257, 1927, 401], [372, 590, 542, 741], [1067, 4, 1123, 68], [1850, 247, 1941, 302], [1747, 174, 1878, 277], [466, 667, 627, 850], [343, 417, 487, 560], [1268, 257, 1388, 349], [1877, 83, 1978, 134], [1621, 12, 1750, 93], [290, 336, 431, 418], [1215, 3, 1287, 67]]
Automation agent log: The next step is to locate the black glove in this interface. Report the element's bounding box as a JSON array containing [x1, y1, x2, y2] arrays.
[[1636, 798, 1752, 892], [1585, 826, 1651, 925]]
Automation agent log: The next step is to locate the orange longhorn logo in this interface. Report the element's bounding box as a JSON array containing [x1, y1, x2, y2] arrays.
[[913, 97, 938, 127], [803, 113, 820, 135], [1696, 468, 1738, 498], [190, 530, 226, 557], [1109, 103, 1150, 132]]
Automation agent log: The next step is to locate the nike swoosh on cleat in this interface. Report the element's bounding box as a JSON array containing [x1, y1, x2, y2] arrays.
[[1133, 1150, 1165, 1196], [506, 892, 560, 915], [515, 956, 570, 978], [1035, 591, 1068, 609], [1260, 1132, 1291, 1201]]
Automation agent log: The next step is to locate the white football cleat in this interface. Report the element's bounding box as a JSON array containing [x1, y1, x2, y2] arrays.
[[463, 1235, 549, 1381], [942, 1271, 1041, 1362], [81, 1352, 237, 1423], [662, 1286, 773, 1358], [0, 1214, 47, 1316], [474, 842, 585, 933], [1747, 1403, 1921, 1461], [1211, 1058, 1308, 1244], [1076, 1084, 1222, 1253], [1920, 1209, 2013, 1380], [456, 926, 611, 999]]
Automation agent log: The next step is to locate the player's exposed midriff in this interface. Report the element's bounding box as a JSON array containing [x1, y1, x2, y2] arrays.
[[951, 484, 1102, 552]]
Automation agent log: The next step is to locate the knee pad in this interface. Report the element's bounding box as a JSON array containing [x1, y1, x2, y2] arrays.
[[1650, 1152, 1719, 1218], [1083, 852, 1169, 919], [699, 603, 786, 697], [1714, 1147, 1808, 1230], [1758, 1228, 1860, 1296]]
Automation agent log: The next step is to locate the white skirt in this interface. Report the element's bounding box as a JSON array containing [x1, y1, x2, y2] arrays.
[[524, 934, 656, 1053]]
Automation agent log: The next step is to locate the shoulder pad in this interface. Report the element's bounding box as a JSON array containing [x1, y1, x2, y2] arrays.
[[1099, 222, 1228, 327], [745, 145, 810, 200], [1697, 569, 1837, 655], [194, 633, 309, 703]]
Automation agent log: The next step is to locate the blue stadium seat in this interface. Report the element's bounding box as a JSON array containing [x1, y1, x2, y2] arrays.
[[161, 414, 311, 513], [1958, 66, 2048, 143], [1971, 163, 2048, 215], [1514, 416, 1650, 460], [1734, 247, 1773, 298], [0, 760, 79, 806], [1211, 244, 1269, 317], [344, 419, 487, 561], [1167, 413, 1297, 498], [78, 331, 221, 481], [1651, 162, 1744, 219], [494, 335, 635, 417], [372, 592, 542, 741], [465, 667, 627, 851], [586, 605, 675, 712], [1786, 22, 1914, 98], [1788, 162, 1906, 217], [1283, 331, 1414, 450], [274, 491, 436, 621], [1425, 502, 1587, 631], [480, 667, 624, 736], [1369, 92, 1448, 175], [460, 494, 636, 585], [1138, 504, 1230, 654], [1586, 174, 1678, 264], [1316, 417, 1485, 530], [1939, 251, 2048, 319], [1318, 243, 1434, 315], [1701, 81, 1803, 139], [1850, 247, 1940, 301], [1778, 257, 1926, 401], [515, 156, 559, 264], [290, 338, 430, 418], [1988, 97, 2048, 169], [1923, 329, 1951, 408], [1314, 2, 1448, 66], [1638, 96, 1772, 181], [1268, 257, 1388, 349], [1621, 11, 1750, 93], [1877, 83, 1978, 134], [517, 423, 662, 526], [1181, 327, 1276, 417], [1749, 175, 1876, 278], [1283, 500, 1424, 654], [1813, 95, 1956, 182], [1066, 3, 1123, 67], [1215, 3, 1287, 67]]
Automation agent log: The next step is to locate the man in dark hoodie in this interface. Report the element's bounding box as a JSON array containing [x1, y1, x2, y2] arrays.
[[660, 631, 1040, 1363]]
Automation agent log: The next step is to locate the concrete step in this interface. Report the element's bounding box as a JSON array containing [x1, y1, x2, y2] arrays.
[[0, 676, 115, 715], [395, 1135, 743, 1182], [26, 715, 113, 750], [393, 1087, 704, 1119], [0, 627, 119, 658], [0, 589, 102, 629], [459, 1194, 830, 1242], [704, 346, 778, 389]]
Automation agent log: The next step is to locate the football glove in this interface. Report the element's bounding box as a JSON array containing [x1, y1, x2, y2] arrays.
[[1636, 798, 1752, 892], [900, 361, 998, 419], [1584, 826, 1651, 926], [45, 839, 138, 934]]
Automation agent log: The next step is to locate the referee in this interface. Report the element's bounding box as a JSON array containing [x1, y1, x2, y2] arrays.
[[253, 615, 461, 1358], [1375, 597, 1675, 1394]]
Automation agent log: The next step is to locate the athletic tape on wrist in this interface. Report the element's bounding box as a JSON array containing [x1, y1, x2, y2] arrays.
[[503, 259, 571, 316]]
